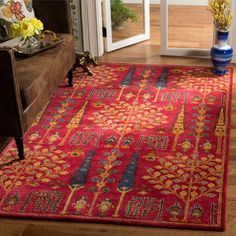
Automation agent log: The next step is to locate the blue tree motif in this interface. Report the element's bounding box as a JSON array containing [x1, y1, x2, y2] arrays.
[[118, 152, 139, 191], [155, 67, 168, 89], [154, 67, 168, 102], [61, 150, 95, 214], [117, 67, 136, 100], [121, 66, 136, 86], [113, 152, 139, 217], [70, 150, 95, 187]]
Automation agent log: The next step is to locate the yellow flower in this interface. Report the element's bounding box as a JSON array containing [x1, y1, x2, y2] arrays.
[[10, 17, 44, 39], [2, 6, 12, 18], [10, 23, 20, 38], [30, 18, 44, 31], [19, 20, 35, 38], [208, 0, 233, 31]]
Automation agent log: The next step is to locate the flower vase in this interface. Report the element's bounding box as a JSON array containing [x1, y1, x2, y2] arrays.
[[18, 36, 39, 52], [210, 30, 233, 76]]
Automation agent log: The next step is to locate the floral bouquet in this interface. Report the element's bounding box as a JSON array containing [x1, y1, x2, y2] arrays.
[[208, 0, 233, 31], [10, 17, 44, 50], [11, 17, 43, 38]]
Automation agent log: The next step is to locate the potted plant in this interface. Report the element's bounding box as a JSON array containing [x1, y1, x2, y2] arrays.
[[111, 0, 138, 29], [208, 0, 233, 75]]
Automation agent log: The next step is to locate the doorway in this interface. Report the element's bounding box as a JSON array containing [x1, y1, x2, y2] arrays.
[[100, 0, 213, 61], [102, 0, 213, 56], [80, 0, 235, 62]]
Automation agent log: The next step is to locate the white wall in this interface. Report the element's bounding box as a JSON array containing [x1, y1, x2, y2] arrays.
[[124, 0, 208, 5]]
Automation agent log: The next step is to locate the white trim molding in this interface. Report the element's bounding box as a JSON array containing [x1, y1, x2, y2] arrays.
[[103, 0, 150, 52]]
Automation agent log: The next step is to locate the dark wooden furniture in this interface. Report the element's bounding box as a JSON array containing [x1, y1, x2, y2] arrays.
[[0, 0, 76, 160]]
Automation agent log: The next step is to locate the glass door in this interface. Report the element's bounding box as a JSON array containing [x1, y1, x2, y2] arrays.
[[160, 0, 212, 57], [103, 0, 150, 52]]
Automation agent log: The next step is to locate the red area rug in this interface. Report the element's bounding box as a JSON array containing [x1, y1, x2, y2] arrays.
[[0, 63, 233, 230]]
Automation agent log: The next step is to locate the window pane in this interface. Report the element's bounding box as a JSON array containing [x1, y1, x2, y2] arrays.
[[111, 0, 145, 43]]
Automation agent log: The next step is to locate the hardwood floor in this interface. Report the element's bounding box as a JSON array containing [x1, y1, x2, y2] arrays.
[[0, 5, 235, 236]]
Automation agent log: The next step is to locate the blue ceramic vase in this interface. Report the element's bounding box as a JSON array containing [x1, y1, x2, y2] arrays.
[[210, 30, 233, 76]]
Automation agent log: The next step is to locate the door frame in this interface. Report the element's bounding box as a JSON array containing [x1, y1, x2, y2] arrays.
[[103, 0, 150, 52], [81, 0, 236, 60]]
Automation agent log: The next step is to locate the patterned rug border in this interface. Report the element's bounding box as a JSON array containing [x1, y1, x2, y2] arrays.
[[0, 210, 227, 231]]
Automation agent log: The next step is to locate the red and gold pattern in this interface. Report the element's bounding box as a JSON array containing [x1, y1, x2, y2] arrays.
[[0, 63, 233, 230]]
